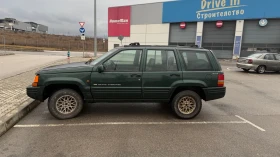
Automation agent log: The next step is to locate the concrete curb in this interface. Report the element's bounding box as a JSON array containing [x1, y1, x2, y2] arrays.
[[0, 52, 15, 56], [0, 99, 41, 137]]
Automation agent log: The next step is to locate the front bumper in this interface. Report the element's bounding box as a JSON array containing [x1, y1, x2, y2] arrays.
[[236, 63, 258, 70], [203, 87, 226, 101], [26, 85, 44, 101]]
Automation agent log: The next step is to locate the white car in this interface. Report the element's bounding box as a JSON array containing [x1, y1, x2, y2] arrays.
[[236, 53, 280, 73]]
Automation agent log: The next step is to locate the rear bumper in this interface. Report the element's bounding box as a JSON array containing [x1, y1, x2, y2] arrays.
[[203, 87, 226, 101], [236, 63, 258, 70], [26, 85, 44, 101]]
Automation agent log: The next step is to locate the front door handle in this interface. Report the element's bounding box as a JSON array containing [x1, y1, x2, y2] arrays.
[[131, 74, 141, 77], [170, 74, 180, 77]]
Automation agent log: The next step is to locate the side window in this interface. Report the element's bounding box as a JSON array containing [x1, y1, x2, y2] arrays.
[[146, 50, 178, 71], [180, 51, 212, 71], [103, 49, 142, 72], [264, 54, 275, 60], [275, 54, 280, 60]]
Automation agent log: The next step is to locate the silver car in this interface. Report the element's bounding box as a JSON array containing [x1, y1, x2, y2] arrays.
[[236, 53, 280, 74]]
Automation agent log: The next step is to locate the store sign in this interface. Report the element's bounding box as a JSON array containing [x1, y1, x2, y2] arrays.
[[180, 22, 186, 29], [216, 21, 223, 28], [259, 19, 268, 27], [108, 6, 131, 37], [163, 0, 280, 23]]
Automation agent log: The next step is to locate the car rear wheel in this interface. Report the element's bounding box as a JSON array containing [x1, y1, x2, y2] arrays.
[[257, 65, 266, 74], [48, 89, 83, 120], [171, 90, 202, 119]]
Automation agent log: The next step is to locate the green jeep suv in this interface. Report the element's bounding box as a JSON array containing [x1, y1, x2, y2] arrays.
[[27, 43, 226, 120]]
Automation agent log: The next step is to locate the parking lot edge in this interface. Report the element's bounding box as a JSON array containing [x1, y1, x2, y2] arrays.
[[0, 99, 41, 137]]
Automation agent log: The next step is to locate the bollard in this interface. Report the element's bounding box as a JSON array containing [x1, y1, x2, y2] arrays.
[[67, 51, 70, 63]]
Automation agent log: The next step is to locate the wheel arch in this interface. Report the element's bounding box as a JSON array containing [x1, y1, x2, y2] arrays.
[[43, 83, 84, 101], [169, 86, 206, 103]]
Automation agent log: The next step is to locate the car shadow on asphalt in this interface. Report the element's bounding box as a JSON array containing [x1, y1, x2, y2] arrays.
[[80, 102, 173, 118], [237, 70, 280, 75]]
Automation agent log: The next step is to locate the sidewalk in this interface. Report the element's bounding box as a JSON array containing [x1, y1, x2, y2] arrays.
[[0, 57, 91, 136], [0, 51, 14, 56]]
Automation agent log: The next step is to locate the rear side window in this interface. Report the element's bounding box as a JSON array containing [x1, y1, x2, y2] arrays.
[[146, 50, 178, 71], [264, 54, 275, 60], [179, 50, 213, 71], [275, 54, 280, 60]]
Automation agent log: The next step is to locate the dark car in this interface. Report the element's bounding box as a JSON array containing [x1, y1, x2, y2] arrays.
[[27, 43, 226, 120], [237, 53, 280, 73]]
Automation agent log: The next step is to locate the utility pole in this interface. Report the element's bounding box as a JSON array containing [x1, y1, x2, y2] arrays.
[[94, 0, 97, 57]]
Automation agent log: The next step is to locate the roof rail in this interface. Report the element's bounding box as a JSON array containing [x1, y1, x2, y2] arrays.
[[124, 42, 204, 49]]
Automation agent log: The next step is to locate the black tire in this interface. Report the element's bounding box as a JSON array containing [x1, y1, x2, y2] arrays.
[[242, 68, 249, 72], [256, 65, 266, 74], [171, 90, 202, 119], [48, 89, 84, 120]]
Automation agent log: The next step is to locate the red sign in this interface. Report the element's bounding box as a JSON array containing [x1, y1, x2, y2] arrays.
[[216, 21, 223, 28], [79, 22, 85, 27], [108, 6, 131, 37], [180, 22, 186, 29]]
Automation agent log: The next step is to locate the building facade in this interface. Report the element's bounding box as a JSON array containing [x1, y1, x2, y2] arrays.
[[108, 0, 280, 59], [0, 18, 48, 34]]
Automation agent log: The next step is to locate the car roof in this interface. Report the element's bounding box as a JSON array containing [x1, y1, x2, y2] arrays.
[[254, 52, 279, 55], [117, 42, 209, 51]]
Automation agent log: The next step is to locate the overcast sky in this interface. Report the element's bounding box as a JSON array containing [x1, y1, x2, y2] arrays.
[[0, 0, 171, 37]]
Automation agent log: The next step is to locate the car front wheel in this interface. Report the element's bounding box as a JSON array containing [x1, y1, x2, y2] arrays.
[[171, 90, 202, 119], [48, 89, 84, 120]]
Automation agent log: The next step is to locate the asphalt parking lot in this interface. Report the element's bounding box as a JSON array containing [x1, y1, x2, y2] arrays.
[[1, 64, 280, 157]]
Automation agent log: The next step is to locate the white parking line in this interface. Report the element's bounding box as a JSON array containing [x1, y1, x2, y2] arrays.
[[14, 121, 247, 128], [235, 115, 266, 132]]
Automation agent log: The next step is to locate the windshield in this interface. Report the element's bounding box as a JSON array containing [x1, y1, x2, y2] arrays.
[[247, 53, 263, 58], [90, 48, 118, 65]]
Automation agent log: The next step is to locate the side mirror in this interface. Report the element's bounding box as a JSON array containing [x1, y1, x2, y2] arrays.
[[97, 65, 104, 73]]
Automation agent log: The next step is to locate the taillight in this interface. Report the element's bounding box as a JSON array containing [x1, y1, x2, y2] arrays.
[[247, 59, 253, 64], [32, 75, 39, 87], [218, 73, 224, 87]]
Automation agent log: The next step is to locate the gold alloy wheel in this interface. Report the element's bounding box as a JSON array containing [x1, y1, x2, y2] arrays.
[[55, 95, 78, 114], [178, 96, 196, 114]]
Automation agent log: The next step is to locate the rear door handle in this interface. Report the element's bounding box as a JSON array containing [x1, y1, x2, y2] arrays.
[[131, 74, 141, 77], [170, 74, 180, 77]]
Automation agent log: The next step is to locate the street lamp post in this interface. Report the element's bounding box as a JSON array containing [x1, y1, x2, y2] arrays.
[[94, 0, 97, 57]]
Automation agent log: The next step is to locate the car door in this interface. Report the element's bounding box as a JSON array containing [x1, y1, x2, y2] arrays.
[[91, 48, 143, 100], [274, 54, 280, 71], [263, 54, 278, 71], [142, 48, 182, 100], [179, 49, 218, 87]]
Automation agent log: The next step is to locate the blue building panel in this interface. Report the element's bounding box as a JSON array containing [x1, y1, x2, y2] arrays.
[[163, 0, 280, 23]]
